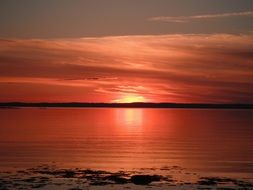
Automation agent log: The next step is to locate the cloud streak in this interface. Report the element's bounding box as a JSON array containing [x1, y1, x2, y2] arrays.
[[149, 11, 253, 23], [0, 34, 253, 103]]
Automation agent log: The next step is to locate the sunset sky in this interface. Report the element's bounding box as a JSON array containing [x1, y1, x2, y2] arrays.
[[0, 0, 253, 103]]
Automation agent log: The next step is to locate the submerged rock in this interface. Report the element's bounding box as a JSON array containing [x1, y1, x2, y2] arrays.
[[198, 177, 253, 189], [130, 175, 161, 185], [62, 170, 76, 178], [103, 174, 129, 184]]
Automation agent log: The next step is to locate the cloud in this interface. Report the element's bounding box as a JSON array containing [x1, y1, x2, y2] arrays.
[[0, 34, 253, 103], [149, 11, 253, 23]]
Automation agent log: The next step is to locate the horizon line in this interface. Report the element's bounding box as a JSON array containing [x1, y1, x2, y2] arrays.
[[1, 102, 253, 109]]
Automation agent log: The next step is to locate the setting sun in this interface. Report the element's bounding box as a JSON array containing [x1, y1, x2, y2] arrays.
[[113, 95, 146, 103], [0, 1, 253, 190]]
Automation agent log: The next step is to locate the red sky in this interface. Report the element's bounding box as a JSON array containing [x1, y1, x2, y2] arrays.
[[1, 1, 253, 103], [0, 34, 253, 103]]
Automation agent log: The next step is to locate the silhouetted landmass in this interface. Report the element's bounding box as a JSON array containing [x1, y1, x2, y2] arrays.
[[0, 102, 253, 109]]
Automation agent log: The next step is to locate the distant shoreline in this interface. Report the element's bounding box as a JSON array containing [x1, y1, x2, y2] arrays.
[[0, 102, 253, 109]]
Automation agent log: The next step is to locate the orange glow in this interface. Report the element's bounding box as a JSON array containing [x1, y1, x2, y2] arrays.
[[115, 109, 143, 128], [113, 94, 146, 103], [0, 34, 252, 103]]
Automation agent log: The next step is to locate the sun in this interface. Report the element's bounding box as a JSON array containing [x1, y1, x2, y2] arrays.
[[114, 95, 146, 103]]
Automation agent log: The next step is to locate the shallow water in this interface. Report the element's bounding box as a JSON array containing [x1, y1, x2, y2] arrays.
[[0, 108, 252, 180]]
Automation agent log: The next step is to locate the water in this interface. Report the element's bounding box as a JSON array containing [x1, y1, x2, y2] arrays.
[[0, 108, 252, 179]]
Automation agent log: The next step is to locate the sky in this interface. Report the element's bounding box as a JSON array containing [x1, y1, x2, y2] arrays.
[[0, 0, 253, 103]]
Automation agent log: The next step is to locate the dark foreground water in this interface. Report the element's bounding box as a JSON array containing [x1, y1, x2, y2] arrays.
[[0, 108, 253, 189]]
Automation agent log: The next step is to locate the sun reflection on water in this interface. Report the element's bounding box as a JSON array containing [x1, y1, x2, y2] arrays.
[[115, 109, 143, 128]]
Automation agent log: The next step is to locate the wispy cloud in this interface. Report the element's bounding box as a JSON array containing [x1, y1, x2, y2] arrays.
[[0, 34, 253, 103], [149, 11, 253, 23]]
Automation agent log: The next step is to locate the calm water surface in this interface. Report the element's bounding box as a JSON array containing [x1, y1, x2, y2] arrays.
[[0, 108, 252, 179]]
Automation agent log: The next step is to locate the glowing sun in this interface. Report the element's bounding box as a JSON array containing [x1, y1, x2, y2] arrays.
[[114, 95, 146, 103]]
